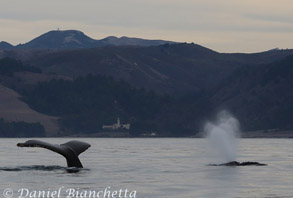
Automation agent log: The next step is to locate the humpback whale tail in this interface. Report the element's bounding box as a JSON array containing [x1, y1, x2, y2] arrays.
[[17, 140, 91, 168]]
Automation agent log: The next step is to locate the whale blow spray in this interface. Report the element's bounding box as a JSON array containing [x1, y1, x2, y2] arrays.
[[205, 111, 240, 162]]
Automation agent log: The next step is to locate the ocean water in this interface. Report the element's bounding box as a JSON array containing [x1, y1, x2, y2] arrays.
[[0, 138, 292, 198]]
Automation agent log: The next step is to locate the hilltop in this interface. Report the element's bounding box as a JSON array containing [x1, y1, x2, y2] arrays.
[[0, 30, 176, 49]]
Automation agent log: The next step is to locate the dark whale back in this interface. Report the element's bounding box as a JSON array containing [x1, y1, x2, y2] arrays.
[[17, 140, 91, 168], [209, 161, 267, 166]]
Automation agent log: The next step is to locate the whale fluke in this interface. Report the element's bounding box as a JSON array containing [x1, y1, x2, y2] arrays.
[[17, 140, 90, 168]]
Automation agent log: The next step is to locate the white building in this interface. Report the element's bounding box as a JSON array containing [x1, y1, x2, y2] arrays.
[[102, 117, 131, 130]]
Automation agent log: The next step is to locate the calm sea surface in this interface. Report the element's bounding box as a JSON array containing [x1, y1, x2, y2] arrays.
[[0, 138, 292, 198]]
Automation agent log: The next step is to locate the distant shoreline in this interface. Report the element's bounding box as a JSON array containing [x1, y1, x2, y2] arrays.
[[194, 130, 293, 138], [240, 130, 293, 138], [2, 130, 293, 138], [55, 130, 293, 138]]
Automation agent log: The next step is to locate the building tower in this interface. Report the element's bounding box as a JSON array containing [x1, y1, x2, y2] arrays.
[[117, 117, 120, 126]]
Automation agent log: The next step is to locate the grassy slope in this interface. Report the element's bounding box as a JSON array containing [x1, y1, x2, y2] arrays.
[[0, 83, 60, 136]]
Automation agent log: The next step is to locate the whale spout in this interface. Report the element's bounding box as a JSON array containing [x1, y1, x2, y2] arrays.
[[17, 140, 91, 168]]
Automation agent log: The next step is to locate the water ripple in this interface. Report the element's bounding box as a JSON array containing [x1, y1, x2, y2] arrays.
[[0, 165, 89, 173]]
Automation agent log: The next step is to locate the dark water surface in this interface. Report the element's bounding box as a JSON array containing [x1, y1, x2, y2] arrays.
[[0, 138, 292, 198]]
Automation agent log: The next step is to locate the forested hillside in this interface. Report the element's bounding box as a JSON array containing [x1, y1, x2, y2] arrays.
[[0, 42, 293, 137]]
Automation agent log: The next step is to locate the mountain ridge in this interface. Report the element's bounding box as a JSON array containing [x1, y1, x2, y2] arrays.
[[1, 31, 293, 136], [0, 41, 14, 49], [0, 30, 177, 49]]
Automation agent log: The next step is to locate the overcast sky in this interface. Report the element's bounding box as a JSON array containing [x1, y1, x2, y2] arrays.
[[1, 0, 292, 52]]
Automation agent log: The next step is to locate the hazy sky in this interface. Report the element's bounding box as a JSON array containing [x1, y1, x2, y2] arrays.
[[1, 0, 292, 52]]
